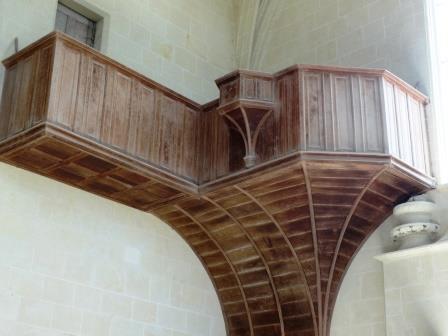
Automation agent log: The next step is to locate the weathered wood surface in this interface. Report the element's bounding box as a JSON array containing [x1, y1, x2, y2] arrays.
[[0, 32, 434, 336]]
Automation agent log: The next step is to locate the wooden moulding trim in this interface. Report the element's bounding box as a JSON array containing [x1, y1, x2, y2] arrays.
[[217, 100, 275, 115], [44, 122, 199, 195], [389, 157, 436, 188], [215, 69, 274, 86], [277, 65, 428, 103], [199, 152, 305, 194], [2, 33, 57, 67], [0, 123, 47, 156], [236, 185, 319, 336], [321, 166, 388, 336], [203, 195, 286, 336], [301, 162, 322, 336], [175, 204, 255, 336], [1, 123, 433, 198], [199, 151, 409, 195]]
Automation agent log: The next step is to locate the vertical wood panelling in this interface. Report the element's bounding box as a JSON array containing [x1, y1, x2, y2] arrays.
[[74, 58, 106, 138], [0, 64, 18, 140], [383, 81, 399, 157], [31, 46, 54, 125], [53, 44, 81, 127], [8, 55, 37, 135], [180, 107, 199, 179], [408, 96, 426, 173], [302, 73, 324, 151], [102, 71, 132, 149], [332, 75, 354, 151], [394, 87, 413, 164], [361, 77, 383, 152], [275, 69, 300, 154], [127, 82, 155, 160]]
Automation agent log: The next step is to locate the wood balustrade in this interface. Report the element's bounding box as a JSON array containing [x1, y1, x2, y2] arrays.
[[0, 32, 435, 336]]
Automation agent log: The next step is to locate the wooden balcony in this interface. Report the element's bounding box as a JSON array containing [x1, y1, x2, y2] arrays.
[[0, 32, 435, 336]]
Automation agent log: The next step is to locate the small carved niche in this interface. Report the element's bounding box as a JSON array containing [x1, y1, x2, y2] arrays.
[[216, 70, 274, 168]]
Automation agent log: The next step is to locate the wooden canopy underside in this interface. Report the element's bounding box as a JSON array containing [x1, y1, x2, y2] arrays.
[[0, 33, 434, 336]]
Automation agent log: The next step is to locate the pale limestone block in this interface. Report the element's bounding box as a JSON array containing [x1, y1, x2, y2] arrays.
[[19, 298, 53, 328], [110, 317, 144, 336], [101, 292, 133, 319], [172, 331, 189, 336], [368, 0, 401, 21], [400, 284, 435, 303], [0, 266, 11, 291], [175, 47, 197, 74], [336, 29, 364, 58], [344, 7, 370, 32], [129, 23, 150, 47], [93, 263, 125, 293], [110, 14, 131, 37], [43, 277, 74, 305], [165, 6, 190, 32], [318, 2, 339, 23], [349, 298, 385, 325], [157, 305, 187, 331], [316, 41, 337, 64], [384, 288, 403, 318], [186, 311, 211, 336], [32, 246, 66, 278], [152, 34, 174, 61], [63, 254, 93, 284], [338, 0, 364, 15], [144, 324, 169, 336], [210, 316, 227, 336], [74, 285, 101, 311], [10, 269, 44, 300], [52, 305, 82, 333], [166, 23, 188, 49], [0, 292, 20, 320], [372, 322, 387, 336], [132, 299, 157, 323], [139, 13, 167, 40], [81, 311, 111, 336], [150, 276, 171, 305], [125, 270, 150, 299], [180, 284, 204, 311]]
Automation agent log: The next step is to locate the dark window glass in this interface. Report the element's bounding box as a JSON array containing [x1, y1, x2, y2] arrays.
[[55, 3, 96, 47]]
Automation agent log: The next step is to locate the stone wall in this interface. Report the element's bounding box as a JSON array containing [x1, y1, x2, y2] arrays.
[[235, 0, 431, 95], [0, 163, 225, 336], [330, 217, 394, 336]]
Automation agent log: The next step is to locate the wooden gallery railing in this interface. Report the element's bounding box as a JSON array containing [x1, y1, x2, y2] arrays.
[[0, 32, 434, 336]]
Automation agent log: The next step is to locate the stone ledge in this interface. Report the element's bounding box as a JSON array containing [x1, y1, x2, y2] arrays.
[[375, 239, 448, 263]]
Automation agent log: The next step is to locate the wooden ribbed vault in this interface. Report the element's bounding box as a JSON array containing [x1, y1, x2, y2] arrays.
[[0, 32, 434, 336]]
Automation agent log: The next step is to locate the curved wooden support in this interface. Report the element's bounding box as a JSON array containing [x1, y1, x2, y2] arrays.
[[219, 102, 272, 167]]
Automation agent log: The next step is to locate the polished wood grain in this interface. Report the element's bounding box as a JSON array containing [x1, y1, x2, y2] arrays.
[[0, 32, 435, 336]]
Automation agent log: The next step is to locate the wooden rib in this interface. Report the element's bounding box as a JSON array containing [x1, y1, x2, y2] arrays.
[[302, 162, 322, 336], [203, 194, 286, 336], [174, 204, 255, 336], [236, 184, 319, 336], [322, 166, 388, 336]]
